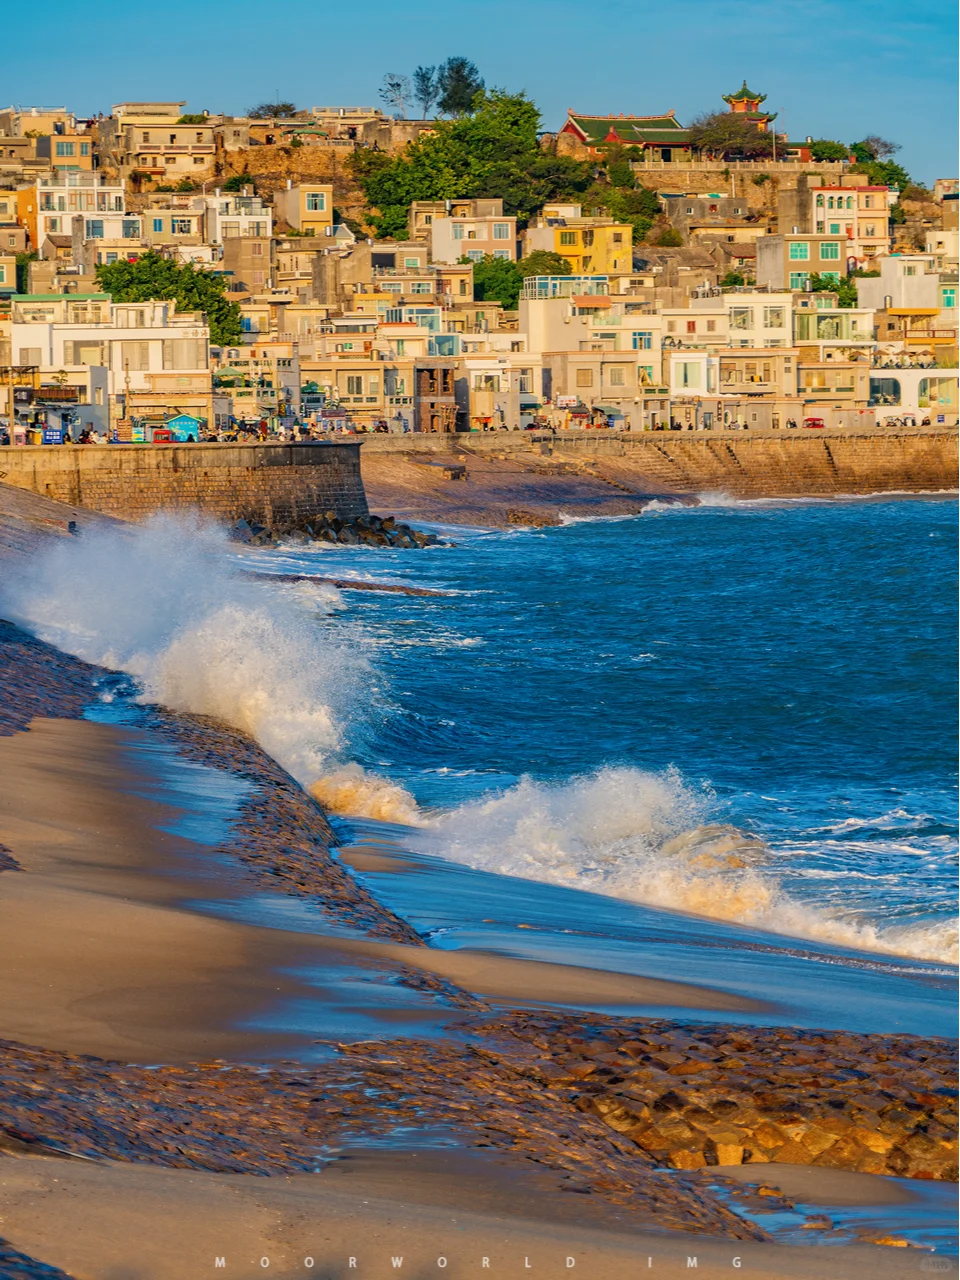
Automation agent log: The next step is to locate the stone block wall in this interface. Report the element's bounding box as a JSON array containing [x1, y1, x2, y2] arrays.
[[0, 442, 368, 525]]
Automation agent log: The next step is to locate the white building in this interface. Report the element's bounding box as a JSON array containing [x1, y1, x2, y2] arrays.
[[34, 173, 125, 242], [11, 293, 211, 426]]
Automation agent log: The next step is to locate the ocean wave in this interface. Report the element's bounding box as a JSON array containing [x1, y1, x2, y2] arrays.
[[419, 767, 958, 965]]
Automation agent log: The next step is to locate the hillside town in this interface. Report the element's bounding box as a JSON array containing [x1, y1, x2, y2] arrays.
[[0, 81, 957, 444]]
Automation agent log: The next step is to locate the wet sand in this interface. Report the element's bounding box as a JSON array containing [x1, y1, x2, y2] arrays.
[[0, 717, 759, 1063], [0, 1149, 937, 1280]]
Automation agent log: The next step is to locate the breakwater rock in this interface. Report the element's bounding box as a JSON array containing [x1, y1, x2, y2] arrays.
[[231, 512, 444, 550]]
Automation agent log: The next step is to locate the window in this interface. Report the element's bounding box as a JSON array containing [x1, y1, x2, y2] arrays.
[[171, 218, 191, 235], [85, 219, 104, 238], [864, 225, 876, 238], [122, 219, 139, 238], [667, 320, 677, 333], [195, 132, 203, 143], [346, 376, 363, 395], [686, 320, 696, 334], [0, 265, 4, 283], [706, 319, 716, 332], [492, 223, 510, 239], [575, 368, 593, 387], [677, 361, 701, 389], [763, 306, 785, 328], [612, 232, 622, 243], [18, 347, 42, 365], [55, 141, 75, 157], [730, 307, 753, 330], [493, 249, 511, 260], [152, 218, 164, 233], [411, 281, 431, 292], [474, 374, 501, 391], [142, 132, 150, 143], [560, 231, 578, 245], [942, 288, 956, 309], [789, 271, 810, 289], [368, 377, 379, 394], [638, 365, 654, 385], [404, 257, 419, 268], [828, 223, 840, 234], [118, 341, 150, 371], [827, 197, 835, 210], [903, 264, 917, 277], [162, 339, 205, 369], [788, 242, 810, 260], [305, 192, 326, 211], [818, 271, 840, 283], [466, 250, 483, 262], [80, 142, 89, 156], [820, 241, 840, 260], [608, 366, 626, 386], [846, 196, 854, 209], [816, 194, 824, 207], [632, 332, 652, 350], [863, 195, 873, 208], [193, 156, 204, 165], [251, 243, 264, 256]]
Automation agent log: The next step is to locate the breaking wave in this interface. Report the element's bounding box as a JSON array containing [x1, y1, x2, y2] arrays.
[[422, 767, 957, 964]]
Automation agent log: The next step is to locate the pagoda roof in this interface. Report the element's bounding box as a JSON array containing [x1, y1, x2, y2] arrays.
[[723, 80, 767, 104], [563, 110, 691, 146]]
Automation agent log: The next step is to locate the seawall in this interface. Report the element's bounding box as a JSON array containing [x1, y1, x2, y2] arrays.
[[357, 426, 958, 526], [0, 442, 368, 525]]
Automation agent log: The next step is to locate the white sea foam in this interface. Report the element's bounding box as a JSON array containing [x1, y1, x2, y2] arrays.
[[1, 515, 411, 819], [422, 767, 958, 965]]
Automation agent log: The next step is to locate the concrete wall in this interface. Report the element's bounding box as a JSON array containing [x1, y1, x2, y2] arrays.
[[0, 442, 368, 524], [358, 427, 958, 499]]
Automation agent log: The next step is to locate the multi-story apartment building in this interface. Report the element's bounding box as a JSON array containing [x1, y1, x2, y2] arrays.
[[221, 236, 273, 295], [810, 183, 896, 266], [10, 292, 212, 427], [194, 191, 272, 243], [756, 233, 849, 290], [142, 205, 204, 248], [273, 182, 334, 236], [430, 199, 518, 265], [18, 173, 125, 248], [98, 103, 215, 182], [522, 204, 632, 276]]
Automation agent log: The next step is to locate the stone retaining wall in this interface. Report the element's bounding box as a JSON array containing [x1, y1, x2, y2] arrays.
[[0, 442, 368, 524], [360, 427, 958, 499]]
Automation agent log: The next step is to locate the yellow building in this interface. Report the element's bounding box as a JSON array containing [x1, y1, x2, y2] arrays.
[[273, 182, 334, 236], [521, 203, 633, 276]]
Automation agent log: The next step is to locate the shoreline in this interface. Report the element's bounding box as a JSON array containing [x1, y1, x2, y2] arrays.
[[0, 539, 956, 1274]]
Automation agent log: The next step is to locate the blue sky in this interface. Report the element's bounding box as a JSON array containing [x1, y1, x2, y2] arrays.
[[6, 0, 957, 183]]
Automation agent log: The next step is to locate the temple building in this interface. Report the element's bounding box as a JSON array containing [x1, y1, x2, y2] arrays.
[[558, 81, 778, 159], [720, 81, 777, 132], [558, 111, 693, 162]]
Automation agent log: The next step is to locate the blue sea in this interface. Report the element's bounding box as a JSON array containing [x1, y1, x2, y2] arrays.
[[5, 492, 957, 1036]]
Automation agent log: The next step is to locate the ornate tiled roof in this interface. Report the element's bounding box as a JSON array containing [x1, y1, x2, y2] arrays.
[[723, 81, 767, 104], [562, 111, 691, 147]]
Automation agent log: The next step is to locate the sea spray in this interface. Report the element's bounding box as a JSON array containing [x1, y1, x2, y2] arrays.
[[419, 767, 958, 964], [3, 516, 355, 791]]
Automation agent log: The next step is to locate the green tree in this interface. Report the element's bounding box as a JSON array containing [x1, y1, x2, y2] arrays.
[[248, 102, 298, 119], [348, 91, 592, 237], [850, 157, 910, 190], [807, 271, 879, 307], [655, 226, 683, 247], [719, 270, 745, 287], [687, 112, 774, 160], [517, 250, 572, 279], [436, 56, 484, 116], [468, 254, 522, 308], [223, 173, 255, 192], [177, 114, 207, 125], [851, 135, 900, 162], [95, 252, 242, 345], [413, 66, 439, 118], [15, 251, 38, 293], [808, 139, 848, 161]]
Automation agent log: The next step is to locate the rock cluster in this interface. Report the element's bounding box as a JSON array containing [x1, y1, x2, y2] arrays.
[[231, 513, 443, 549], [485, 1015, 958, 1181]]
